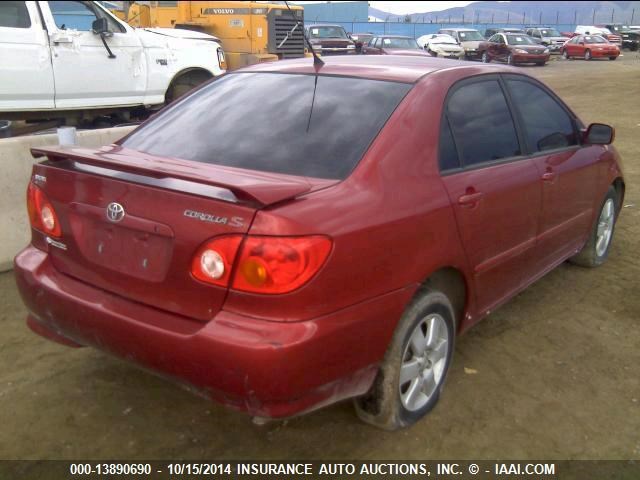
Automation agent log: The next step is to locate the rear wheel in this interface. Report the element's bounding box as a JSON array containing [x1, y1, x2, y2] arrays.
[[354, 289, 456, 430], [481, 51, 490, 63], [584, 49, 592, 60], [570, 186, 618, 268]]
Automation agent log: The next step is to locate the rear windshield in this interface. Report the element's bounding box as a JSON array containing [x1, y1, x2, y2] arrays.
[[122, 73, 411, 179]]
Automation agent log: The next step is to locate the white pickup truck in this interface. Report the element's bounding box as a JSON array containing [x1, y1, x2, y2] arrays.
[[0, 1, 226, 121]]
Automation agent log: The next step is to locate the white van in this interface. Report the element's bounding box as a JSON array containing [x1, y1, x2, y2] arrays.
[[0, 1, 226, 119]]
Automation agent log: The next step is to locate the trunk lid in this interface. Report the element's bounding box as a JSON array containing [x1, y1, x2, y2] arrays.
[[31, 145, 334, 322]]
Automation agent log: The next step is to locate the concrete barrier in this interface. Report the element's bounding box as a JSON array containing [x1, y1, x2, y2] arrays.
[[0, 126, 135, 271]]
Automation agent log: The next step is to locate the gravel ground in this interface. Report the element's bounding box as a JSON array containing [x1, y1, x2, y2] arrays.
[[0, 51, 638, 462]]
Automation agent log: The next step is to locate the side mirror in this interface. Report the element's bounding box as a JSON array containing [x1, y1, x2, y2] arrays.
[[584, 123, 614, 145], [92, 17, 109, 35]]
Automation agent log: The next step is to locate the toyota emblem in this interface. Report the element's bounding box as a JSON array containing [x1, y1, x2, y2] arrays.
[[106, 202, 125, 223]]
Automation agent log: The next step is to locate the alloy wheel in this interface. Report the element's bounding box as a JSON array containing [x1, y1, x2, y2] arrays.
[[399, 314, 449, 412], [596, 198, 615, 257]]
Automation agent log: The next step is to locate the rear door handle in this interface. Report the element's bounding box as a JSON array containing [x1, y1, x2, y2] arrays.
[[542, 171, 557, 182], [458, 192, 484, 206]]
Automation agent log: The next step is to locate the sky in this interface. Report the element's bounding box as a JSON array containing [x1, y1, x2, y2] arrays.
[[294, 1, 478, 15]]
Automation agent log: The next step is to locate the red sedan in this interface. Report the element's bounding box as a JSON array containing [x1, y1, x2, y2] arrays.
[[15, 56, 625, 429], [480, 33, 550, 65], [561, 35, 621, 60]]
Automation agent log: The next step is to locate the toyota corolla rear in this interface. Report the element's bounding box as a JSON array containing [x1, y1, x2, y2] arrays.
[[14, 68, 413, 418]]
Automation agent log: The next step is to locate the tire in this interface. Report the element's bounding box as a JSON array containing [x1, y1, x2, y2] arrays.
[[609, 56, 617, 60], [535, 61, 546, 66], [507, 53, 514, 65], [166, 70, 212, 104], [561, 49, 569, 59], [569, 186, 619, 268], [481, 51, 490, 63], [584, 49, 592, 61], [429, 48, 438, 57], [354, 289, 456, 430]]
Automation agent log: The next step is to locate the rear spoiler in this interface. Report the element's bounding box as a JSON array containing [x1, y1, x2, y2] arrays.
[[31, 145, 325, 207]]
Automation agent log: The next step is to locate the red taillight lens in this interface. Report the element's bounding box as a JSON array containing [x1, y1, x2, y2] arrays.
[[191, 235, 243, 287], [26, 182, 61, 238], [232, 236, 332, 294]]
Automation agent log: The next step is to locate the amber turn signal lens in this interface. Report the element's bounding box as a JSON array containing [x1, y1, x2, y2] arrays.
[[232, 236, 332, 294]]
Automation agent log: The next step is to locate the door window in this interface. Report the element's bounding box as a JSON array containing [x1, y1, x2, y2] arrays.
[[506, 79, 578, 153], [0, 1, 31, 28], [445, 79, 521, 167], [49, 1, 123, 32]]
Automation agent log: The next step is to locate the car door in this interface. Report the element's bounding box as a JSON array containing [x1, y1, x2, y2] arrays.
[[0, 1, 54, 110], [503, 76, 598, 274], [368, 37, 382, 54], [41, 0, 146, 109], [439, 76, 541, 315], [495, 34, 509, 61], [486, 34, 501, 59], [572, 36, 584, 56]]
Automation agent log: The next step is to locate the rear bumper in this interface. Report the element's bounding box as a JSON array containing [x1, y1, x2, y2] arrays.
[[15, 246, 415, 418]]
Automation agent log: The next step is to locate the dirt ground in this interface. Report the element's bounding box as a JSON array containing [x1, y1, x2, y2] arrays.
[[1, 53, 638, 461]]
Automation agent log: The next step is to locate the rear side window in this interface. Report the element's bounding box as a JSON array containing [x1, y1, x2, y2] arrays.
[[122, 73, 411, 179], [445, 80, 521, 167], [0, 1, 31, 28], [506, 79, 578, 152]]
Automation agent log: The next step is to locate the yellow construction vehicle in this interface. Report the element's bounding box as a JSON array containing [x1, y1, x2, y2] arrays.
[[113, 1, 306, 70]]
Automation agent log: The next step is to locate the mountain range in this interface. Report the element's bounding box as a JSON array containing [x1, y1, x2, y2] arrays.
[[369, 1, 640, 25]]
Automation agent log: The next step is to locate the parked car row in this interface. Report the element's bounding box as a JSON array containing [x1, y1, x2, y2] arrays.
[[303, 23, 633, 66]]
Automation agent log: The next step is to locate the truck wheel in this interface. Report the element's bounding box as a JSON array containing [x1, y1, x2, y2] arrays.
[[353, 289, 456, 430], [166, 70, 213, 104]]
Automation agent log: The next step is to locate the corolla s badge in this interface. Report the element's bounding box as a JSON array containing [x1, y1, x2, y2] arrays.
[[106, 202, 125, 223]]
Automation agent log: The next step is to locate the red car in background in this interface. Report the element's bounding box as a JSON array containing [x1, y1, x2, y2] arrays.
[[15, 56, 625, 430], [561, 35, 621, 60], [480, 33, 550, 65]]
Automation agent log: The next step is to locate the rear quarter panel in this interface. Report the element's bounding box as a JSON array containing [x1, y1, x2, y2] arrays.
[[224, 75, 474, 331]]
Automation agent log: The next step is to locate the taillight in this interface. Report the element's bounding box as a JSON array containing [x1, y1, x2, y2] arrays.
[[191, 235, 243, 287], [190, 235, 332, 294], [232, 236, 332, 294], [217, 47, 227, 70], [26, 182, 61, 238]]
